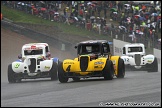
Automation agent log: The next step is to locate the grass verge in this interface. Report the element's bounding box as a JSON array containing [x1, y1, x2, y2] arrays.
[[1, 5, 111, 39]]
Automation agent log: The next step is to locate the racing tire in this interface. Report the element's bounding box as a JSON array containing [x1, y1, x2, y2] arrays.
[[147, 57, 158, 72], [72, 77, 80, 82], [117, 58, 125, 78], [8, 64, 16, 83], [17, 79, 22, 83], [58, 62, 69, 83], [102, 60, 114, 80], [50, 62, 58, 80]]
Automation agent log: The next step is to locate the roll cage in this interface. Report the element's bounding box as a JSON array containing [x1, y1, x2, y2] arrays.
[[75, 40, 111, 56]]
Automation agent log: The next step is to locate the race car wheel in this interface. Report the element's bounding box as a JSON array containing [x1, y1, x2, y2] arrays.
[[58, 62, 68, 83], [8, 64, 16, 83], [117, 58, 125, 78], [147, 57, 158, 72], [102, 60, 114, 80], [50, 62, 58, 80], [72, 77, 80, 82]]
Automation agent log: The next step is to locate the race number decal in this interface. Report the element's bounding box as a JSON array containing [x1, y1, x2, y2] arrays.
[[124, 58, 129, 62]]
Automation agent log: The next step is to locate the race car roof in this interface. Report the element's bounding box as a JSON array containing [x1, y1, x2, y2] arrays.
[[124, 43, 145, 47], [22, 43, 48, 49], [79, 40, 108, 44]]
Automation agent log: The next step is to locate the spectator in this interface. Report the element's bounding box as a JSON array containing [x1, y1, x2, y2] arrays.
[[103, 1, 108, 18], [3, 1, 161, 49], [79, 8, 83, 18]]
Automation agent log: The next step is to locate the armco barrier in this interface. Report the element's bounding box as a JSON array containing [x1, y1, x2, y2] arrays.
[[153, 48, 161, 72], [1, 19, 76, 57]]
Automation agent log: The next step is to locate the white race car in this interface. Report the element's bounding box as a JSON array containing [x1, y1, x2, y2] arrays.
[[8, 43, 59, 83], [120, 43, 158, 72]]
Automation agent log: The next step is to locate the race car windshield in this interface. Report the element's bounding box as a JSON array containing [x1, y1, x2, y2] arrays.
[[128, 47, 143, 53], [79, 44, 100, 55], [24, 49, 43, 55]]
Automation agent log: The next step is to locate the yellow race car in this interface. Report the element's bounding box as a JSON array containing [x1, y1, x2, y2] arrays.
[[58, 40, 125, 83]]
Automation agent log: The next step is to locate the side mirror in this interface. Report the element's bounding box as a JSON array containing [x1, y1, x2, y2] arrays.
[[46, 52, 51, 58], [74, 46, 77, 49], [18, 54, 22, 59]]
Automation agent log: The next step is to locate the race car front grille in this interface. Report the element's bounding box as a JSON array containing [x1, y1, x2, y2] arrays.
[[28, 58, 36, 73], [135, 54, 141, 66], [80, 56, 89, 72]]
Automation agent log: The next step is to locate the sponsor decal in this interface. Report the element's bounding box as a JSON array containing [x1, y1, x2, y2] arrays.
[[64, 62, 74, 64], [94, 66, 102, 68], [94, 62, 104, 65], [112, 60, 116, 64], [31, 45, 36, 49], [15, 63, 20, 68], [147, 60, 152, 62], [146, 57, 153, 59], [38, 56, 43, 59], [114, 47, 122, 54], [24, 47, 42, 50], [45, 66, 50, 69], [146, 57, 153, 62]]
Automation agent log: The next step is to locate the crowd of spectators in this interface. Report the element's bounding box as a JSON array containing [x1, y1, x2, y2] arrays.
[[1, 1, 161, 49]]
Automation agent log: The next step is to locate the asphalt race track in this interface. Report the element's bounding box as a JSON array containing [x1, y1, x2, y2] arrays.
[[1, 27, 161, 107]]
